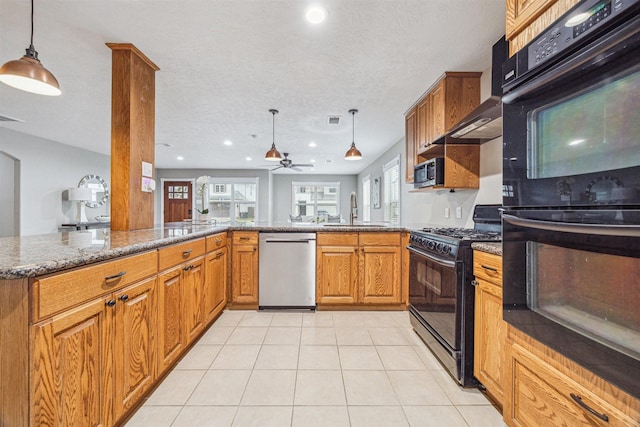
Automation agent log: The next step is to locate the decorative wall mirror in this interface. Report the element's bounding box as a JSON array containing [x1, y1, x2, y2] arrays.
[[78, 174, 109, 208]]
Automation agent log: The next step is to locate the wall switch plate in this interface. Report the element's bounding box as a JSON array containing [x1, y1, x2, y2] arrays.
[[444, 208, 450, 218], [456, 207, 462, 219]]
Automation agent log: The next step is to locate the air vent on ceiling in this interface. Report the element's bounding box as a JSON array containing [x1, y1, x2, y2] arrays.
[[0, 114, 23, 122], [327, 115, 341, 125]]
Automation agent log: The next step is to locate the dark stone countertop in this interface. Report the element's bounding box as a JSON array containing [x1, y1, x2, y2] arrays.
[[471, 242, 502, 256]]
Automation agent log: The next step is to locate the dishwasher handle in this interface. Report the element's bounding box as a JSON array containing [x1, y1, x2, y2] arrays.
[[264, 239, 315, 244]]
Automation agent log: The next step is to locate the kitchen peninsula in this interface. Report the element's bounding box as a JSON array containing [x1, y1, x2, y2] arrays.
[[0, 223, 408, 426]]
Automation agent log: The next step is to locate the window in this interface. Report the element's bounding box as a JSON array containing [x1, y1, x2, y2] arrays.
[[362, 175, 371, 222], [292, 182, 340, 219], [208, 178, 258, 224], [383, 156, 400, 225]]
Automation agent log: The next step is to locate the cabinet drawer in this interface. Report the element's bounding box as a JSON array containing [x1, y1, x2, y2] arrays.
[[33, 251, 157, 321], [206, 232, 228, 252], [359, 232, 400, 246], [473, 251, 502, 285], [158, 238, 205, 271], [232, 231, 258, 245], [317, 232, 358, 246]]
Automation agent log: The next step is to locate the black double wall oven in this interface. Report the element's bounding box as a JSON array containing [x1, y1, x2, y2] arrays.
[[502, 0, 640, 399]]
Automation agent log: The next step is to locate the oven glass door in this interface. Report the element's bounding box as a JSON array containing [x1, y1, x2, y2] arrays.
[[503, 209, 640, 398], [408, 249, 460, 349]]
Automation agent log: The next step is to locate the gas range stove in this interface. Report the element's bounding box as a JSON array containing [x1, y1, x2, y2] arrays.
[[420, 227, 502, 240]]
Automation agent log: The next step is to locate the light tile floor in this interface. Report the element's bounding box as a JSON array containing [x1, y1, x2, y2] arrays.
[[125, 310, 506, 427]]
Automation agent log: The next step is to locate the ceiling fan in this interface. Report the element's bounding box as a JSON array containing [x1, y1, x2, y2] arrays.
[[269, 153, 314, 172]]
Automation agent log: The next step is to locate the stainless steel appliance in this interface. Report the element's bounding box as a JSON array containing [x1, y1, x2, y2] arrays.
[[501, 0, 640, 400], [258, 232, 316, 310], [413, 158, 444, 189], [408, 205, 502, 386]]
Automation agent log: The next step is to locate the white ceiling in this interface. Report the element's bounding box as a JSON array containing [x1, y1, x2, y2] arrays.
[[0, 0, 506, 175]]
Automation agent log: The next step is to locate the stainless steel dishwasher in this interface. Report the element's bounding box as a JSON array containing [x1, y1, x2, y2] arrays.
[[258, 232, 316, 310]]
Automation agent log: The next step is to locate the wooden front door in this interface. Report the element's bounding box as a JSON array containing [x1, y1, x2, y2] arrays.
[[164, 181, 193, 223]]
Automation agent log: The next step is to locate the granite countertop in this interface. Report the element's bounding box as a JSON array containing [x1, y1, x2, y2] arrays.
[[471, 242, 502, 256], [0, 222, 408, 279]]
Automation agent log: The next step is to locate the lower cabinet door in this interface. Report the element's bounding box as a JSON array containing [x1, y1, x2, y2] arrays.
[[359, 245, 401, 304], [231, 244, 258, 304], [113, 277, 157, 420], [316, 245, 358, 304], [157, 266, 185, 373], [31, 297, 113, 427], [205, 248, 227, 323], [183, 257, 205, 342]]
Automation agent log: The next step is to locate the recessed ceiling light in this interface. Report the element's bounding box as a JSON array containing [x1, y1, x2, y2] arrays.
[[176, 156, 184, 160], [305, 5, 327, 24], [569, 139, 586, 146], [246, 156, 252, 161], [308, 141, 317, 147], [326, 159, 333, 163], [310, 159, 316, 163], [224, 140, 233, 146]]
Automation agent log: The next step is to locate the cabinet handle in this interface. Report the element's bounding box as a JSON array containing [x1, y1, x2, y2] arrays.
[[118, 294, 129, 302], [481, 264, 498, 272], [354, 248, 358, 253], [182, 249, 193, 257], [570, 394, 609, 422], [183, 264, 193, 271], [239, 237, 250, 241], [215, 252, 224, 260], [253, 247, 257, 251], [215, 239, 222, 245], [105, 299, 116, 307], [105, 271, 126, 282], [471, 280, 479, 287]]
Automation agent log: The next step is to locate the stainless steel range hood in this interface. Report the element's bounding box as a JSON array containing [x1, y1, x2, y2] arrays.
[[448, 96, 502, 141]]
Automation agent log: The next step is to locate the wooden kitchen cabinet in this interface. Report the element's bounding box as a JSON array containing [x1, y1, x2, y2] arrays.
[[316, 232, 402, 307], [204, 245, 228, 323], [506, 0, 579, 55], [405, 108, 418, 183], [473, 250, 506, 407], [230, 231, 259, 306]]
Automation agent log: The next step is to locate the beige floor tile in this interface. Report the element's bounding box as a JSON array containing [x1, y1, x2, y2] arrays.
[[412, 344, 446, 371], [291, 406, 350, 427], [377, 346, 426, 370], [187, 370, 252, 405], [361, 312, 399, 327], [270, 312, 303, 327], [403, 405, 468, 427], [387, 371, 452, 405], [254, 345, 299, 370], [172, 406, 237, 427], [241, 370, 297, 406], [210, 345, 260, 370], [298, 345, 341, 370], [335, 327, 373, 345], [390, 311, 413, 328], [238, 312, 273, 327], [349, 405, 409, 427], [199, 326, 235, 345], [457, 405, 507, 427], [342, 370, 399, 405], [176, 344, 222, 370], [264, 326, 302, 345], [333, 312, 365, 327], [123, 405, 181, 426], [338, 345, 384, 370], [145, 370, 206, 405], [302, 311, 334, 327], [400, 328, 427, 346], [226, 327, 267, 345], [369, 327, 412, 345], [300, 327, 337, 345], [431, 370, 492, 405], [214, 310, 247, 327], [231, 406, 293, 427], [294, 370, 346, 405]]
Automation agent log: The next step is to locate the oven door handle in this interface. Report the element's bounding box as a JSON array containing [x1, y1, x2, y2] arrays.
[[503, 14, 640, 103], [503, 214, 640, 237], [406, 245, 457, 268]]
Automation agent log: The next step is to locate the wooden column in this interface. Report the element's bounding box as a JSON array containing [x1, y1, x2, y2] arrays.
[[107, 43, 159, 231]]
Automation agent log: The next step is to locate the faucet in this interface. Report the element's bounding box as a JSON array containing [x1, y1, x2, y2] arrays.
[[350, 192, 358, 225]]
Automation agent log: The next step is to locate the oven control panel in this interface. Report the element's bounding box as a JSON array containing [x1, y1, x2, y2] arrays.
[[409, 234, 456, 258]]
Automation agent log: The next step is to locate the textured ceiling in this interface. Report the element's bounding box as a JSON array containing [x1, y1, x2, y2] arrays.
[[0, 0, 506, 174]]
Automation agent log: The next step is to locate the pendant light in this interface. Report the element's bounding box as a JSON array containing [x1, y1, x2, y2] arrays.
[[264, 109, 282, 161], [0, 0, 61, 96], [344, 109, 362, 160]]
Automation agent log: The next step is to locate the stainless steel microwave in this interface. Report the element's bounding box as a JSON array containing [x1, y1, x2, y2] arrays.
[[414, 158, 444, 189]]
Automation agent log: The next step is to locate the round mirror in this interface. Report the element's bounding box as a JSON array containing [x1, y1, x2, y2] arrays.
[[78, 174, 109, 208]]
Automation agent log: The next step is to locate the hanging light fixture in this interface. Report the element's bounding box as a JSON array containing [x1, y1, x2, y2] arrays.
[[264, 109, 282, 161], [0, 0, 61, 96], [344, 109, 362, 160]]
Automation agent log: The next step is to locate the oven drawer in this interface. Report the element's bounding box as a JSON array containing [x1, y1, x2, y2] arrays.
[[473, 251, 502, 285]]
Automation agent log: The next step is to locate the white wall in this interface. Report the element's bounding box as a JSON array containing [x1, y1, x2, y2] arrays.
[[0, 151, 19, 237], [271, 174, 358, 222], [0, 128, 110, 236]]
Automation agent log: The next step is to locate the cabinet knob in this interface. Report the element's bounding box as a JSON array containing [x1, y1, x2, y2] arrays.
[[183, 264, 193, 271], [105, 271, 127, 282], [354, 248, 358, 253], [471, 280, 479, 287], [118, 294, 129, 302], [105, 299, 116, 307]]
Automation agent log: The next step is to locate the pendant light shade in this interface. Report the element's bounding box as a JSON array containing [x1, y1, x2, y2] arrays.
[[0, 0, 61, 96], [345, 109, 362, 160], [265, 109, 282, 161]]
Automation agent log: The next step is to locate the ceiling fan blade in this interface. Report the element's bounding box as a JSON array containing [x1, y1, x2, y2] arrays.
[[292, 164, 314, 168], [270, 165, 284, 171], [291, 166, 303, 172]]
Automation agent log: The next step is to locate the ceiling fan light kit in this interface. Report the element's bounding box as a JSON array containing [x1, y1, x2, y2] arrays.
[[265, 109, 283, 161], [0, 0, 61, 96], [344, 109, 362, 160]]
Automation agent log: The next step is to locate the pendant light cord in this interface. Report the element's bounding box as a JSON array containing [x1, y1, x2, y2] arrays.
[[352, 111, 355, 144], [26, 0, 38, 58]]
